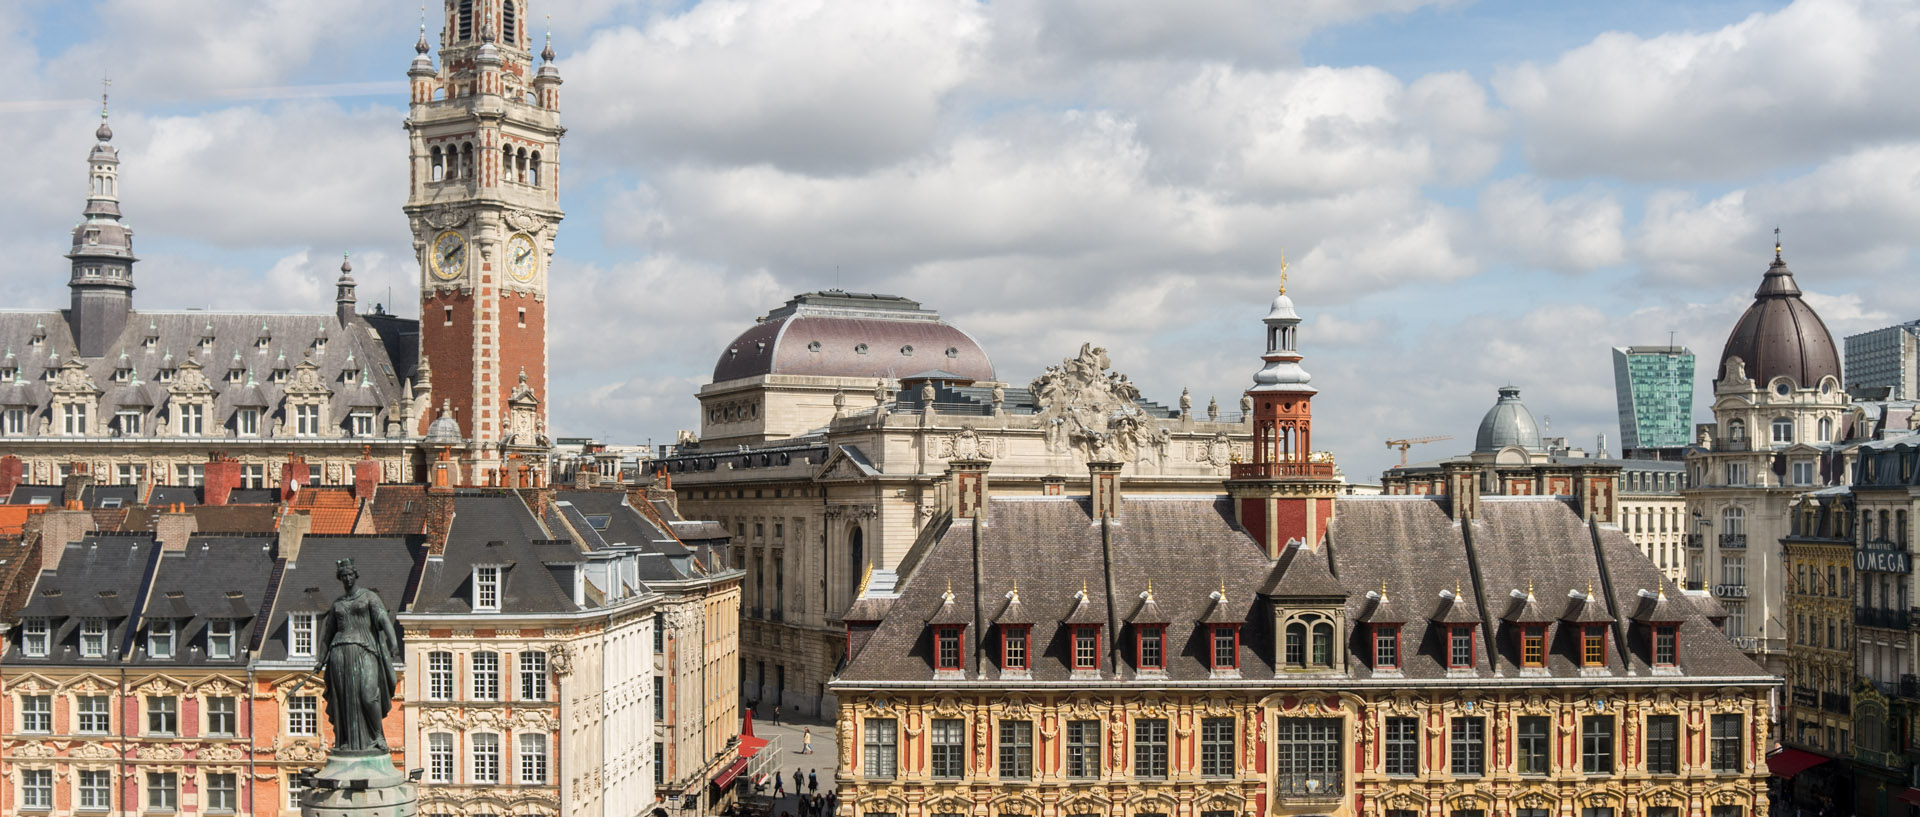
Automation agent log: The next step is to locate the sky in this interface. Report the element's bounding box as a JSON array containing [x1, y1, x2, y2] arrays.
[[2, 0, 1917, 480]]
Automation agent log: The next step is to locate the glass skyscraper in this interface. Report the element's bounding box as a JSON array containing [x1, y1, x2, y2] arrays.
[[1612, 346, 1695, 454]]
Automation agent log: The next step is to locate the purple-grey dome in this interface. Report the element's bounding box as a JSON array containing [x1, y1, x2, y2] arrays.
[[712, 291, 994, 384], [1717, 250, 1840, 390]]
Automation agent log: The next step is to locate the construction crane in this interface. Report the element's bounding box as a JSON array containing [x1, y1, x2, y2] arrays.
[[1385, 435, 1453, 467]]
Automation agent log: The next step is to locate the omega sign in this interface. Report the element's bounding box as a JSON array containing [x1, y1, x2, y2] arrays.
[[1856, 549, 1913, 574]]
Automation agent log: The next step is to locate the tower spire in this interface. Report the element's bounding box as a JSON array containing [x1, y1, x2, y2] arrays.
[[68, 82, 136, 358]]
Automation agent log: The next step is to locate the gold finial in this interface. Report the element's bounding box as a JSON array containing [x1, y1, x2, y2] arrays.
[[1587, 581, 1595, 599], [1278, 249, 1289, 295], [1081, 578, 1089, 597], [1526, 579, 1535, 601], [1219, 578, 1227, 599], [1144, 578, 1154, 601], [1774, 226, 1782, 261], [1657, 585, 1667, 601], [1455, 580, 1463, 599]]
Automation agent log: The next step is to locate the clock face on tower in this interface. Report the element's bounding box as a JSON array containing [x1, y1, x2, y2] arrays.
[[431, 231, 467, 281], [507, 233, 538, 283]]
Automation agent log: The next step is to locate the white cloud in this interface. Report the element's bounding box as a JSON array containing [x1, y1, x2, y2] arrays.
[[992, 0, 1456, 67], [1476, 177, 1625, 273], [1495, 0, 1920, 180]]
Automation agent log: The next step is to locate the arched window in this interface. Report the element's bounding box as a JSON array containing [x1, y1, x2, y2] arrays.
[[430, 146, 444, 182], [516, 148, 529, 184], [457, 1, 475, 41], [1819, 417, 1833, 442], [1310, 622, 1333, 666], [1284, 622, 1306, 666], [461, 143, 474, 180], [503, 1, 518, 47], [529, 152, 541, 186], [503, 144, 515, 182], [1772, 417, 1793, 445], [847, 527, 865, 600], [1727, 419, 1746, 441]]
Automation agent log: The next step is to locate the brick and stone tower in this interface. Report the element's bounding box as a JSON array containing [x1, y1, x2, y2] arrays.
[[403, 0, 563, 483], [1226, 273, 1342, 558], [68, 92, 137, 359]]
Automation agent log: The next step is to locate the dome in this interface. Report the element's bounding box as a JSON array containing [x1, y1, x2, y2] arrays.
[[1716, 250, 1840, 390], [712, 291, 994, 384], [425, 400, 463, 444], [1265, 291, 1298, 321], [1475, 386, 1543, 452]]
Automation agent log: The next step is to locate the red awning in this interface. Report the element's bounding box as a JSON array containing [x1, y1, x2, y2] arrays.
[[1898, 789, 1920, 807], [740, 734, 770, 760], [1766, 748, 1833, 779], [712, 757, 749, 789]]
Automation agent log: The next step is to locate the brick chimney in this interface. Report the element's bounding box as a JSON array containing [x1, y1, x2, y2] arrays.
[[0, 455, 23, 499], [423, 490, 456, 555], [948, 458, 990, 519], [1574, 465, 1619, 524], [62, 462, 94, 507], [203, 455, 242, 506], [1041, 475, 1068, 496], [1442, 461, 1480, 522], [280, 456, 309, 501], [36, 508, 94, 572], [276, 509, 311, 563], [156, 508, 199, 552], [352, 452, 380, 501], [1089, 461, 1123, 520]]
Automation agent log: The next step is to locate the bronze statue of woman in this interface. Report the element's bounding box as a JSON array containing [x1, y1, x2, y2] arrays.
[[312, 558, 400, 753]]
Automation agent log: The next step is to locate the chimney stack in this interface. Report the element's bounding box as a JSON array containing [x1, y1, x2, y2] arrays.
[[1041, 475, 1068, 496], [352, 451, 380, 500], [280, 456, 309, 501], [1442, 461, 1480, 522], [203, 455, 242, 506], [0, 455, 23, 499], [948, 458, 991, 519], [156, 507, 198, 552], [1089, 461, 1123, 520], [62, 462, 94, 507], [277, 509, 311, 562], [36, 508, 94, 572]]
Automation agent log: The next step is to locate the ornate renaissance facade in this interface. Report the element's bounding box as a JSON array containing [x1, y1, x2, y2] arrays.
[[832, 286, 1775, 817]]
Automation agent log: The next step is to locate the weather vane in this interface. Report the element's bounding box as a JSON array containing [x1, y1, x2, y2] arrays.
[[101, 75, 110, 120], [1774, 226, 1782, 260], [1279, 249, 1289, 295]]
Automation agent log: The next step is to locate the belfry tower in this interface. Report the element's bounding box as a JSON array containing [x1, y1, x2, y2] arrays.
[[1225, 269, 1342, 558], [68, 91, 136, 358], [403, 0, 563, 483]]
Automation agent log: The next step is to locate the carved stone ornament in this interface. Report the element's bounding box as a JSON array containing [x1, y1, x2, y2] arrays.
[[1205, 433, 1234, 468], [1028, 343, 1153, 461], [15, 741, 55, 758], [548, 642, 574, 676], [136, 744, 185, 761], [200, 744, 245, 762], [278, 740, 324, 763], [942, 427, 991, 461], [505, 210, 542, 233], [422, 207, 471, 230], [71, 742, 116, 760], [51, 357, 102, 395]]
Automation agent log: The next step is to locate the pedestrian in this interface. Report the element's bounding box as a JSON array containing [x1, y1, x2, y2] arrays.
[[792, 769, 803, 797], [802, 727, 814, 754], [774, 704, 782, 725], [809, 770, 818, 794], [774, 773, 785, 797]]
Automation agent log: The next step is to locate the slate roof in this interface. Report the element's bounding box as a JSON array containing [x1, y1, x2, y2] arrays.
[[258, 535, 419, 663], [128, 536, 276, 668], [409, 494, 584, 615], [8, 535, 156, 663], [838, 493, 1768, 686]]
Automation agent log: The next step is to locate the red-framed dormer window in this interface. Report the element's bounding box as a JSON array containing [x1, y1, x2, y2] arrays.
[[1210, 625, 1240, 670], [1446, 625, 1475, 669], [1581, 625, 1607, 667], [1653, 624, 1678, 667], [1001, 626, 1030, 670], [936, 626, 964, 671], [1136, 625, 1165, 670], [1520, 625, 1547, 668], [1072, 625, 1100, 671], [1373, 624, 1400, 669]]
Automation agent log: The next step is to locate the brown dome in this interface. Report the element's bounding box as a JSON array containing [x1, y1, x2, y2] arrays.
[[1716, 251, 1840, 390], [712, 291, 994, 384]]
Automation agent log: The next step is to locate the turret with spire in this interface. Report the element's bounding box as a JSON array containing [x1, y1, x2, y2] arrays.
[[335, 253, 358, 324], [68, 80, 137, 358]]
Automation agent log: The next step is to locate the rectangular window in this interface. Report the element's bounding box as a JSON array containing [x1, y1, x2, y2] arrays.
[[64, 402, 88, 435], [1374, 625, 1399, 668], [472, 733, 501, 783], [1384, 716, 1419, 776], [174, 463, 204, 487], [206, 696, 237, 736], [3, 407, 23, 435], [21, 618, 49, 656], [520, 651, 547, 700], [473, 651, 500, 699], [238, 409, 260, 436], [1200, 717, 1235, 777], [351, 411, 374, 437], [117, 410, 142, 435], [117, 463, 147, 485], [1517, 716, 1550, 775], [654, 613, 665, 653], [1646, 714, 1680, 775], [862, 718, 897, 779], [78, 695, 110, 734], [428, 651, 454, 700], [1211, 626, 1238, 669], [207, 619, 236, 659], [1792, 461, 1815, 485], [21, 769, 52, 810], [21, 694, 51, 732], [79, 769, 110, 810], [1654, 625, 1678, 665], [1709, 807, 1745, 817], [1582, 625, 1606, 667], [519, 732, 549, 784], [179, 403, 203, 435], [1448, 626, 1474, 668], [1074, 625, 1099, 670], [286, 775, 304, 810], [1274, 718, 1343, 796], [206, 773, 236, 813], [474, 565, 500, 611], [930, 718, 965, 779], [655, 677, 664, 720], [1132, 718, 1167, 779], [288, 612, 316, 658], [1711, 713, 1743, 773], [294, 404, 320, 436], [655, 742, 665, 786], [148, 695, 178, 735], [1066, 719, 1101, 779], [146, 772, 176, 812], [147, 619, 175, 658], [1001, 719, 1038, 780], [1522, 625, 1546, 667], [288, 696, 317, 736], [428, 733, 455, 783], [935, 626, 962, 670], [1450, 717, 1485, 777], [1001, 626, 1027, 670], [1582, 715, 1615, 774], [1137, 626, 1164, 669]]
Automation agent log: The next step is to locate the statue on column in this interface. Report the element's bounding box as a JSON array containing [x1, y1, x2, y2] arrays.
[[294, 558, 415, 817]]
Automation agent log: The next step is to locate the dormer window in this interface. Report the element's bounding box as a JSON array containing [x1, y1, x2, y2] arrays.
[[1209, 624, 1240, 670], [1136, 625, 1165, 670], [350, 410, 375, 437], [256, 336, 271, 350], [79, 619, 107, 657], [342, 368, 360, 383], [148, 619, 176, 658], [28, 333, 45, 347], [200, 336, 215, 354], [1072, 625, 1099, 671], [157, 368, 176, 383], [474, 565, 501, 612], [1446, 626, 1475, 669], [207, 619, 236, 660], [1372, 624, 1400, 669], [312, 337, 327, 354], [271, 368, 289, 384], [143, 336, 158, 349], [1653, 624, 1678, 666], [111, 367, 132, 383], [1521, 625, 1548, 668], [1581, 625, 1607, 667], [1001, 625, 1029, 670], [227, 368, 246, 384], [21, 618, 49, 656], [0, 366, 15, 381], [936, 625, 964, 671]]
